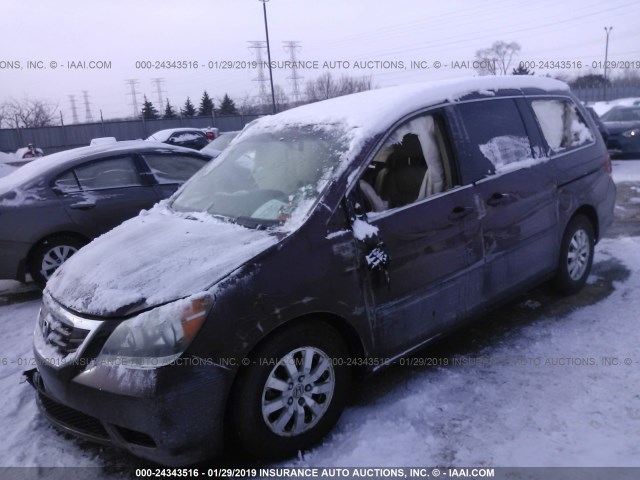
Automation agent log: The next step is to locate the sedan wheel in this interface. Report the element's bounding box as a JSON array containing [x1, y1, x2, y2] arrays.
[[29, 236, 86, 288]]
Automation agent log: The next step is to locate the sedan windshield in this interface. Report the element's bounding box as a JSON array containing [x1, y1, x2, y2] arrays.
[[171, 126, 346, 227]]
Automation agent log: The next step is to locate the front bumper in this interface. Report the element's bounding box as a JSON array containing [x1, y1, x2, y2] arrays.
[[607, 135, 640, 159], [27, 357, 232, 466], [28, 292, 234, 466]]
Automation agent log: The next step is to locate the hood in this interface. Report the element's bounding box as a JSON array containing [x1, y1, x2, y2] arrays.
[[602, 121, 640, 135], [46, 205, 279, 317]]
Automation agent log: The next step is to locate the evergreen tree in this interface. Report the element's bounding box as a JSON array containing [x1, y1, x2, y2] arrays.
[[218, 93, 238, 115], [182, 97, 196, 117], [512, 65, 534, 75], [164, 99, 177, 119], [198, 91, 214, 116], [141, 95, 160, 120]]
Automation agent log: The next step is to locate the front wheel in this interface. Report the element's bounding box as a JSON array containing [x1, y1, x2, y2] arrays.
[[553, 215, 594, 295], [228, 321, 350, 459]]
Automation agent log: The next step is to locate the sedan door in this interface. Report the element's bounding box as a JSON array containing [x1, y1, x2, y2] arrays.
[[57, 155, 159, 237]]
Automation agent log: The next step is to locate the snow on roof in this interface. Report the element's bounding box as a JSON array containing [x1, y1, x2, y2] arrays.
[[245, 76, 569, 157]]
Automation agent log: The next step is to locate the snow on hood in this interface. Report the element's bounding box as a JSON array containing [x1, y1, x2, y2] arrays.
[[46, 204, 278, 317]]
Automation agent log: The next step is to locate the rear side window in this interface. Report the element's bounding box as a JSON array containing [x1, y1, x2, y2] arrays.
[[531, 99, 594, 153], [144, 154, 206, 184], [75, 157, 142, 190], [169, 131, 205, 142], [456, 99, 533, 182]]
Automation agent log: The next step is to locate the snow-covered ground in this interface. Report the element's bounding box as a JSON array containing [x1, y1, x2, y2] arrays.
[[1, 237, 639, 469], [0, 161, 639, 471]]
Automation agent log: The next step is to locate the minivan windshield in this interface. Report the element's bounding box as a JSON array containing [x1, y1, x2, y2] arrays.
[[171, 126, 346, 227]]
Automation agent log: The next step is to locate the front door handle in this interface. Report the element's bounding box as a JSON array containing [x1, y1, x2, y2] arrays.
[[69, 202, 96, 210], [487, 192, 509, 206]]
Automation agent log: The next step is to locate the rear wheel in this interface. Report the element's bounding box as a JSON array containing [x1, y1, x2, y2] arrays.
[[228, 320, 350, 459], [553, 215, 594, 294], [29, 235, 86, 289]]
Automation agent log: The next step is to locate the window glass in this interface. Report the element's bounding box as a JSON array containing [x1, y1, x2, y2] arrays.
[[144, 154, 206, 184], [169, 131, 205, 142], [457, 99, 532, 181], [75, 157, 142, 190], [171, 126, 346, 227], [52, 171, 80, 193], [357, 114, 452, 213], [531, 99, 594, 152]]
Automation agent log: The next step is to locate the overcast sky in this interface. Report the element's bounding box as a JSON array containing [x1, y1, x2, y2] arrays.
[[1, 0, 638, 121]]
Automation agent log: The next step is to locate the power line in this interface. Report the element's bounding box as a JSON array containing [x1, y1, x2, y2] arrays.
[[68, 95, 79, 124], [151, 78, 166, 113], [125, 79, 140, 117], [248, 41, 269, 106], [82, 90, 93, 123], [283, 41, 303, 104]]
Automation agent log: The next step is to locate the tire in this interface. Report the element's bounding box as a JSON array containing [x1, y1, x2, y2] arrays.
[[29, 235, 86, 289], [553, 215, 594, 295], [228, 320, 351, 460]]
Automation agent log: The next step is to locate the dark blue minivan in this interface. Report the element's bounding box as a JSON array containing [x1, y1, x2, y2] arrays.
[[28, 76, 615, 465]]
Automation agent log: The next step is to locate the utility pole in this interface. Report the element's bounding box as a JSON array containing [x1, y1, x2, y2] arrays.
[[82, 90, 94, 123], [68, 95, 79, 124], [259, 0, 277, 114], [283, 41, 302, 104], [603, 27, 613, 101], [125, 79, 141, 117], [151, 78, 166, 113]]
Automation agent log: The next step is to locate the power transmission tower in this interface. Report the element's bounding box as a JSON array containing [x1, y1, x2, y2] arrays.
[[68, 95, 79, 124], [151, 78, 166, 112], [82, 90, 94, 123], [248, 41, 269, 107], [125, 79, 141, 117], [283, 41, 302, 104]]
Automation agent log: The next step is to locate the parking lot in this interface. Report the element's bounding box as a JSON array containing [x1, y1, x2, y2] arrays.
[[0, 161, 638, 471]]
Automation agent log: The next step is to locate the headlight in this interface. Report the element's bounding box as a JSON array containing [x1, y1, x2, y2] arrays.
[[96, 293, 213, 369], [622, 128, 640, 138]]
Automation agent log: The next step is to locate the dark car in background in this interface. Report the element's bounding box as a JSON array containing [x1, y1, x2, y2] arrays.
[[0, 141, 211, 287], [28, 77, 615, 465], [146, 128, 210, 150], [586, 106, 609, 143], [601, 106, 640, 158]]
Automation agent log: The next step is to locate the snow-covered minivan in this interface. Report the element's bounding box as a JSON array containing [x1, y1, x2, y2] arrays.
[[27, 76, 615, 465]]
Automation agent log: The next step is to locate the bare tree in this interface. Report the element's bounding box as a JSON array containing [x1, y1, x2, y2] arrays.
[[0, 103, 8, 128], [237, 94, 260, 115], [273, 85, 290, 112], [474, 41, 521, 76], [304, 72, 374, 102], [3, 97, 59, 128]]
